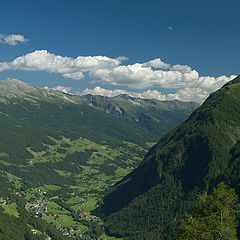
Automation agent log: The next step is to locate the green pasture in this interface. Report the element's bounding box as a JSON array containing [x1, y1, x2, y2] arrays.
[[3, 203, 18, 217]]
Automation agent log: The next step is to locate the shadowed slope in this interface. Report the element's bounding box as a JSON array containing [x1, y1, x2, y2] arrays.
[[101, 75, 240, 239]]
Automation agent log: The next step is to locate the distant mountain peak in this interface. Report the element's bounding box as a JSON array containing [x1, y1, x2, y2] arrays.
[[0, 78, 39, 91], [3, 78, 29, 84], [0, 78, 61, 102], [113, 94, 135, 100]]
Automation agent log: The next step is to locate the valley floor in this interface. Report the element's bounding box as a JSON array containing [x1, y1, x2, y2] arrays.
[[0, 135, 154, 239]]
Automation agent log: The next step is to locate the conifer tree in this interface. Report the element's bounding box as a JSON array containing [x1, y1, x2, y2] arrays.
[[175, 183, 239, 240]]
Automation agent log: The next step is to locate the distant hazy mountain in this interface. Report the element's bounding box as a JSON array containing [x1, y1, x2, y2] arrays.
[[0, 78, 66, 100], [75, 92, 199, 138], [101, 76, 240, 239]]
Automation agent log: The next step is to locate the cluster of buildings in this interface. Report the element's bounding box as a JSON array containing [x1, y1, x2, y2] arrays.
[[26, 201, 48, 217]]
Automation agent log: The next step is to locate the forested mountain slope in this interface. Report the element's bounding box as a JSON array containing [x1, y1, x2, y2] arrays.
[[101, 75, 240, 239]]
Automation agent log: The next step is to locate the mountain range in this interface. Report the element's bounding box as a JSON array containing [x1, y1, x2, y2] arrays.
[[0, 79, 198, 186]]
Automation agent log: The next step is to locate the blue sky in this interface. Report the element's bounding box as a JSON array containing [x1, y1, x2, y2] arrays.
[[0, 0, 239, 102]]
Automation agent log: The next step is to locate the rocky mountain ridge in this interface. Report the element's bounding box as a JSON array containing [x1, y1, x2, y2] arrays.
[[0, 78, 198, 138]]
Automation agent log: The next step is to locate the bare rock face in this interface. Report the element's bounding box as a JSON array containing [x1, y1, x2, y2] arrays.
[[0, 78, 48, 98]]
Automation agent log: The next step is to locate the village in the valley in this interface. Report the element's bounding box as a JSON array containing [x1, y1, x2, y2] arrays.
[[0, 183, 107, 240]]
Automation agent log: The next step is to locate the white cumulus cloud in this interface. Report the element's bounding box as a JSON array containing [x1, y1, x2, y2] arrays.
[[63, 72, 84, 80], [81, 75, 236, 103], [82, 86, 168, 100], [0, 34, 28, 45], [82, 86, 131, 98], [0, 51, 236, 103], [116, 56, 128, 61], [171, 64, 192, 73], [166, 88, 210, 103], [90, 63, 200, 89], [142, 58, 170, 69], [196, 75, 236, 92], [0, 50, 121, 78], [45, 85, 72, 94]]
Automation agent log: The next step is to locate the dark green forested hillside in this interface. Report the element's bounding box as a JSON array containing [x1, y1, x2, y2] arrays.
[[101, 75, 240, 239]]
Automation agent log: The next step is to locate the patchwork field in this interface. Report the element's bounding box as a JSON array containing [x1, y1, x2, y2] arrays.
[[0, 135, 155, 239]]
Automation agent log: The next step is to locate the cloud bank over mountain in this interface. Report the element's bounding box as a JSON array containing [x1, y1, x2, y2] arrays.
[[81, 86, 209, 103], [0, 50, 236, 103]]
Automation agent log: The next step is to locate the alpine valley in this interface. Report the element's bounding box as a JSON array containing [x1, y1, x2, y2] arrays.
[[0, 78, 198, 240]]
